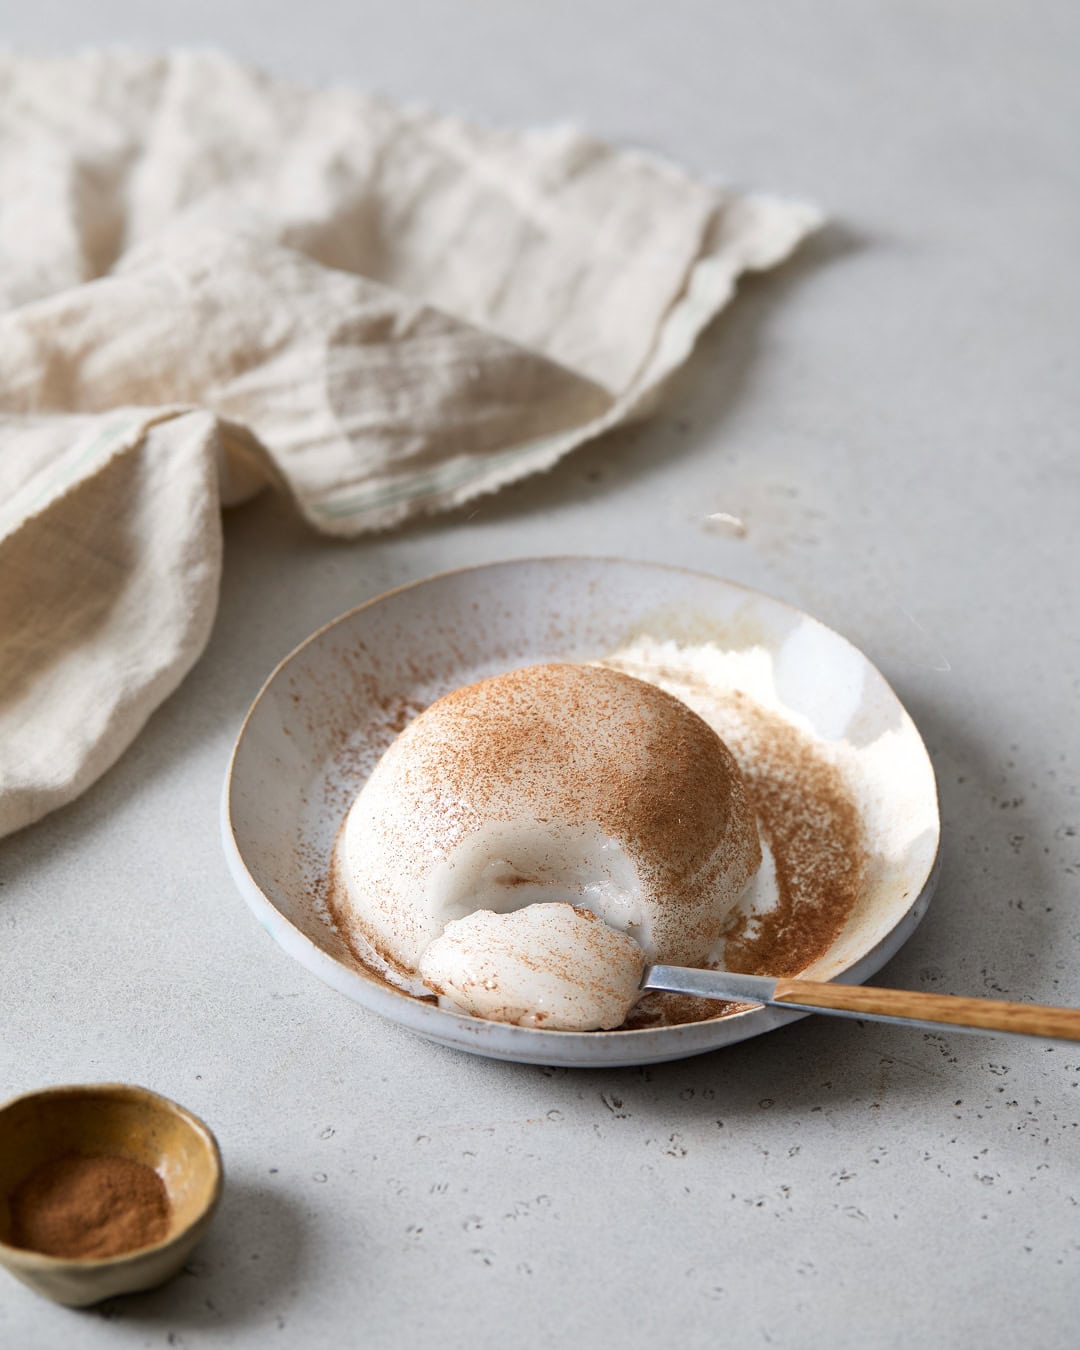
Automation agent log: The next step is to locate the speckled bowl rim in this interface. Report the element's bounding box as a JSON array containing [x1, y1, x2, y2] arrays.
[[0, 1083, 224, 1270], [222, 557, 941, 1066]]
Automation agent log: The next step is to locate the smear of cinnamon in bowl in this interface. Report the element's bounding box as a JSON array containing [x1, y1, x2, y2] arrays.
[[624, 694, 867, 1029]]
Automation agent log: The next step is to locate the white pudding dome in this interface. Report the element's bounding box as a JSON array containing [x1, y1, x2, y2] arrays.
[[336, 663, 761, 1013]]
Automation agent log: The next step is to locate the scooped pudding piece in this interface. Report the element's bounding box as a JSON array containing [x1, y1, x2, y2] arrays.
[[337, 662, 760, 1028], [420, 903, 647, 1030]]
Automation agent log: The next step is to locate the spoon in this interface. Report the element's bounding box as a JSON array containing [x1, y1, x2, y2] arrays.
[[642, 967, 1080, 1043]]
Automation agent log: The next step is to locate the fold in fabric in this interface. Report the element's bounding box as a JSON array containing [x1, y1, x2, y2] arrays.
[[0, 50, 821, 837], [0, 409, 222, 836]]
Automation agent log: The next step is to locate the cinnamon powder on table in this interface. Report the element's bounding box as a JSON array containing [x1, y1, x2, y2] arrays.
[[8, 1154, 170, 1259]]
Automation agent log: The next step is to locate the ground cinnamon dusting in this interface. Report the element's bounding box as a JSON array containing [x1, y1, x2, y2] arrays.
[[412, 664, 754, 899], [719, 693, 867, 977], [321, 665, 869, 1031], [620, 696, 866, 1030], [622, 990, 744, 1029], [331, 663, 760, 974], [9, 1154, 170, 1259]]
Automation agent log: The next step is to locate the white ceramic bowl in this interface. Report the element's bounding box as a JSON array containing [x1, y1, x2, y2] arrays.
[[222, 558, 940, 1067]]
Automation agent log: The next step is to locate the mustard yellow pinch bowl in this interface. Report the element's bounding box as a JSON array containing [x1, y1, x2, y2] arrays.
[[0, 1083, 223, 1307]]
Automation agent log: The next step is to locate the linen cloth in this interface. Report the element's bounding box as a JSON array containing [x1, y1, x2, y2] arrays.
[[0, 50, 820, 838]]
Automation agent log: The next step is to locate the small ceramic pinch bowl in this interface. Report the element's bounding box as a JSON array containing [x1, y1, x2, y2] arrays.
[[0, 1084, 223, 1308]]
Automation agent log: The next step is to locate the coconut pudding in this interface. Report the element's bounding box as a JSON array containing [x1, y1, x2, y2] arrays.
[[419, 903, 648, 1031], [335, 663, 760, 1030]]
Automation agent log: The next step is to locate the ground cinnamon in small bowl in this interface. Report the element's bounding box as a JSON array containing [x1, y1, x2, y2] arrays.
[[9, 1154, 171, 1260]]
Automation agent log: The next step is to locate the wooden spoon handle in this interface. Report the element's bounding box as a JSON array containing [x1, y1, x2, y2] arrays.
[[774, 978, 1080, 1042]]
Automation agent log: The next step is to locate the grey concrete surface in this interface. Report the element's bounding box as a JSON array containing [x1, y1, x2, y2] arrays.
[[2, 4, 1079, 1347]]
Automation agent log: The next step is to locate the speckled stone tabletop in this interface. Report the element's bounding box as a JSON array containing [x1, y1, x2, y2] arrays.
[[3, 4, 1079, 1347]]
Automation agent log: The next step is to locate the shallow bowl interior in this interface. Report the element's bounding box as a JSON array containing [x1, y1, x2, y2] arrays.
[[223, 557, 940, 1067]]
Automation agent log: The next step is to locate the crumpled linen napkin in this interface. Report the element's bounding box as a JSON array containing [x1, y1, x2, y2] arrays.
[[0, 50, 820, 839]]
